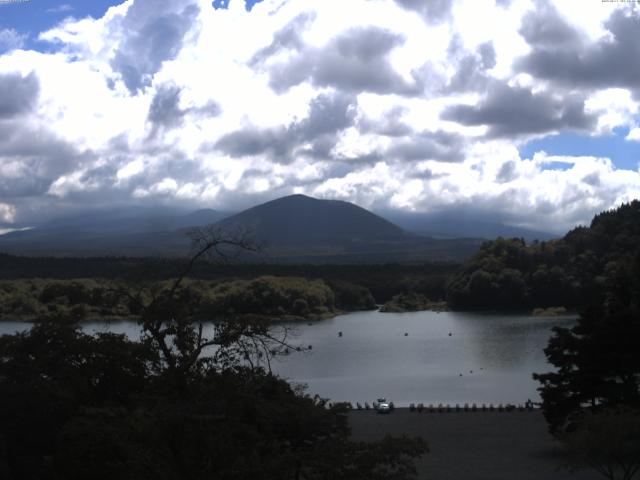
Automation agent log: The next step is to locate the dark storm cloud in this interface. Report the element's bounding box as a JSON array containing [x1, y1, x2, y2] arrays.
[[147, 84, 220, 138], [387, 130, 466, 162], [214, 92, 357, 162], [517, 7, 640, 95], [0, 72, 39, 118], [358, 106, 413, 137], [257, 26, 424, 96], [110, 0, 199, 94], [394, 0, 453, 24], [441, 82, 596, 137]]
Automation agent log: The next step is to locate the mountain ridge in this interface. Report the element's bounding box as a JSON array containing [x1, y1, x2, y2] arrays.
[[0, 195, 481, 262]]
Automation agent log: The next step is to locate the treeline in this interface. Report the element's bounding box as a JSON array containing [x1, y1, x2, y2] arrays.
[[0, 276, 379, 322], [0, 255, 456, 305], [447, 200, 640, 310]]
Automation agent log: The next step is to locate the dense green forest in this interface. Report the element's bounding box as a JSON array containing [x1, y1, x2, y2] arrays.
[[447, 200, 640, 311], [0, 257, 454, 320], [0, 276, 378, 322]]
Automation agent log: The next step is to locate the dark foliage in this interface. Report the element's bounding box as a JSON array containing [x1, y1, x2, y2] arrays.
[[0, 229, 427, 480], [447, 201, 640, 310], [0, 257, 456, 315], [533, 247, 640, 434], [559, 407, 640, 480]]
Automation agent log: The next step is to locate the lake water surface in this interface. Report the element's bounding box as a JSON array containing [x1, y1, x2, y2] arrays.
[[0, 310, 576, 406]]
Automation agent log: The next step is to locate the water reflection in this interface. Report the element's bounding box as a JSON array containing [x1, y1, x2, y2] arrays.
[[0, 310, 576, 405]]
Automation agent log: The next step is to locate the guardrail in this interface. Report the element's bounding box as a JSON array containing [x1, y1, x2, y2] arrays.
[[326, 402, 539, 412]]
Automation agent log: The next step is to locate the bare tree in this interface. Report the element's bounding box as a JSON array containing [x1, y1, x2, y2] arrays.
[[120, 225, 295, 394]]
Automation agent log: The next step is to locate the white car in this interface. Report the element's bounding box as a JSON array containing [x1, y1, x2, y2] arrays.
[[375, 398, 392, 413]]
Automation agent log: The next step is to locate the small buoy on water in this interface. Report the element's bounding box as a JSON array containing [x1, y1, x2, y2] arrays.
[[459, 373, 463, 377], [448, 332, 452, 336], [338, 331, 343, 337], [404, 332, 408, 336], [308, 345, 313, 350]]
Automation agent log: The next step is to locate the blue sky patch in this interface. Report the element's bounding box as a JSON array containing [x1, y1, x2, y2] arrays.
[[519, 127, 640, 171], [1, 0, 263, 52], [0, 0, 121, 51]]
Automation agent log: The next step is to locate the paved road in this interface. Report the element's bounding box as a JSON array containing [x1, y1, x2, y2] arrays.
[[349, 410, 601, 480]]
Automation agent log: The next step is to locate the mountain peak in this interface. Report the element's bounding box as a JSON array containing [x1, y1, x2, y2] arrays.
[[216, 195, 408, 248]]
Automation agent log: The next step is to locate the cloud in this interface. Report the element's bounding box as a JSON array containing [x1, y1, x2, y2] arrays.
[[110, 0, 200, 94], [0, 71, 39, 118], [442, 81, 596, 137], [393, 0, 453, 24], [0, 0, 638, 234], [46, 4, 74, 14], [517, 7, 640, 96], [256, 25, 424, 96], [444, 40, 495, 92], [387, 130, 466, 162], [214, 92, 357, 162], [249, 12, 315, 65], [495, 160, 516, 183], [147, 83, 220, 138], [147, 84, 184, 133], [0, 28, 27, 52], [357, 106, 413, 137], [518, 1, 584, 49], [0, 123, 95, 199]]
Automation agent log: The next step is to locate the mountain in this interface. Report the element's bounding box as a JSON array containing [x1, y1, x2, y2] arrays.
[[0, 195, 483, 262], [0, 207, 229, 256], [217, 194, 406, 245], [212, 194, 480, 262], [381, 211, 556, 242]]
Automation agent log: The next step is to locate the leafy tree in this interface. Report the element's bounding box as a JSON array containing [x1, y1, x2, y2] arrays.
[[534, 250, 640, 433], [0, 226, 427, 479], [448, 200, 640, 311]]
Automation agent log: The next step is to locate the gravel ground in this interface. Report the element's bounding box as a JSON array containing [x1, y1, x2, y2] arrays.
[[349, 409, 601, 480]]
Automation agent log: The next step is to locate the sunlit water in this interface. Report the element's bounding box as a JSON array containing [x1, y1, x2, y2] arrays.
[[0, 310, 576, 406]]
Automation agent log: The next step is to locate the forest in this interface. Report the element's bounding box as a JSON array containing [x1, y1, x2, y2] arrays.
[[0, 275, 381, 322], [446, 200, 640, 311], [0, 258, 456, 320]]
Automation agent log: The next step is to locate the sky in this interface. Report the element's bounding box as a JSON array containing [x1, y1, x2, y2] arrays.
[[0, 0, 639, 233]]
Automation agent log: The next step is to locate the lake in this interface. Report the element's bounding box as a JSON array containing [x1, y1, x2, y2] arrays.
[[0, 310, 575, 406]]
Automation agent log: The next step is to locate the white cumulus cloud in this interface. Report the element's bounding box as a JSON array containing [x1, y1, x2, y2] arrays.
[[0, 0, 638, 232]]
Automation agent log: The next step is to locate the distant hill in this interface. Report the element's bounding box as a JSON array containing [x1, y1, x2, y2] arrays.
[[0, 207, 229, 257], [382, 211, 555, 242], [0, 195, 483, 262]]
